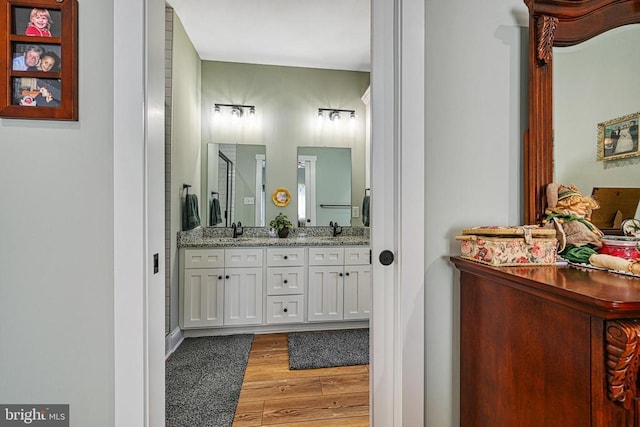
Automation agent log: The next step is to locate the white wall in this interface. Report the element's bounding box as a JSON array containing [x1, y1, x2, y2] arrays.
[[0, 0, 115, 425], [425, 0, 528, 425]]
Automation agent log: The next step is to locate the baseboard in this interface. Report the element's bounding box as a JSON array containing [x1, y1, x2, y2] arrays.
[[165, 327, 184, 359], [181, 320, 369, 338]]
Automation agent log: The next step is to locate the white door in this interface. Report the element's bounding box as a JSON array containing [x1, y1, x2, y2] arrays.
[[370, 0, 425, 425]]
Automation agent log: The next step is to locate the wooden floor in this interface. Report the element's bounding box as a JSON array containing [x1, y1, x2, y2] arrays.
[[232, 333, 370, 427]]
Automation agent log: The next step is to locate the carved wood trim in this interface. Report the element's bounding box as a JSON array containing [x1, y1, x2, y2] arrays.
[[606, 320, 640, 409], [535, 15, 558, 65]]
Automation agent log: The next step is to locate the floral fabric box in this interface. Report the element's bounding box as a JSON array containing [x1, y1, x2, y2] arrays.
[[456, 226, 558, 266]]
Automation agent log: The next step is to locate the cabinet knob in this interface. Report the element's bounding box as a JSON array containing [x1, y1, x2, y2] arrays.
[[345, 272, 350, 276], [283, 308, 288, 313], [225, 275, 230, 279], [283, 279, 288, 284], [218, 275, 222, 280], [284, 255, 288, 260], [339, 273, 343, 277]]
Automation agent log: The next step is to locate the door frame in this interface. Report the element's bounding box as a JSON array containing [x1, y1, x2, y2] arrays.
[[370, 0, 425, 424], [113, 0, 426, 424]]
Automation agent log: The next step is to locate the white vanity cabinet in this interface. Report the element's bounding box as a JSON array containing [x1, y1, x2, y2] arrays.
[[307, 247, 371, 322], [180, 248, 263, 329], [265, 247, 305, 324], [179, 243, 370, 333]]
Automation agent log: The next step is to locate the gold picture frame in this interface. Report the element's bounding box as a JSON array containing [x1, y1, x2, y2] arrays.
[[597, 112, 640, 161], [272, 188, 291, 207]]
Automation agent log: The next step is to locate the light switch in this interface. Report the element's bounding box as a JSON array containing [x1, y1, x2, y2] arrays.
[[352, 206, 359, 218], [244, 197, 255, 205]]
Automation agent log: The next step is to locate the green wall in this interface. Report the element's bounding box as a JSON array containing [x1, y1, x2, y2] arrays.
[[200, 61, 370, 226]]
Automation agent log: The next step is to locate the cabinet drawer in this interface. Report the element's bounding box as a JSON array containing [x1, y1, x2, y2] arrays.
[[225, 248, 263, 268], [266, 295, 305, 324], [308, 247, 344, 266], [266, 267, 305, 295], [184, 249, 225, 269], [345, 247, 371, 265], [266, 247, 305, 267]]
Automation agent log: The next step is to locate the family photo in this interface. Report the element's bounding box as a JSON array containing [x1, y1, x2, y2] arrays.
[[10, 7, 62, 108], [599, 113, 640, 160], [12, 6, 61, 37]]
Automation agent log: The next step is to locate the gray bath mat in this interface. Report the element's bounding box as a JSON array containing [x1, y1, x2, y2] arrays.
[[288, 328, 369, 370], [165, 334, 253, 427]]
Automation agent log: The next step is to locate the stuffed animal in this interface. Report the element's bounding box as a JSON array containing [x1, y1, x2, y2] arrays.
[[543, 183, 603, 263]]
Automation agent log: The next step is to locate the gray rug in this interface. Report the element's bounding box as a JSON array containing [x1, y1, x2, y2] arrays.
[[166, 334, 253, 427], [288, 328, 369, 370]]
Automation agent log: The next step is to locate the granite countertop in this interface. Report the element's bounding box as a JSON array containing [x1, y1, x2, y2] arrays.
[[178, 226, 370, 248]]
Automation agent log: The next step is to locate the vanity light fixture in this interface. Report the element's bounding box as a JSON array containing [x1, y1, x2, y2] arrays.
[[214, 103, 256, 118], [317, 108, 356, 121]]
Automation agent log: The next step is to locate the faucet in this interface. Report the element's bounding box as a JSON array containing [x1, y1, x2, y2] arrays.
[[232, 221, 244, 238], [329, 221, 343, 237]]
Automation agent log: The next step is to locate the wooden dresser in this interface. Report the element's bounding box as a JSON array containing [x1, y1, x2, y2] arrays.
[[452, 257, 640, 426]]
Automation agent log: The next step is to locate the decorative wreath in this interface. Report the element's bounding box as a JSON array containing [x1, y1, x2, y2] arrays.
[[272, 187, 291, 207]]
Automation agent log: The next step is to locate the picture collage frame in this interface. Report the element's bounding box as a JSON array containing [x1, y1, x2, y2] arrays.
[[0, 0, 78, 120]]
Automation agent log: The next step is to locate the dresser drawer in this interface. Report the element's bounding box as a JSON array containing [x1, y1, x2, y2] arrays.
[[183, 249, 225, 269], [266, 247, 305, 267], [345, 247, 371, 265], [225, 248, 263, 268], [308, 247, 344, 266], [266, 267, 305, 295]]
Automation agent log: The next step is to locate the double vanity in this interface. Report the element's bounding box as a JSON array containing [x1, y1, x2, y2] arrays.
[[178, 227, 370, 336]]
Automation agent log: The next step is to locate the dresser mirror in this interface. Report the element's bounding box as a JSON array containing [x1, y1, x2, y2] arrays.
[[524, 0, 640, 228], [297, 146, 352, 226], [206, 143, 266, 227]]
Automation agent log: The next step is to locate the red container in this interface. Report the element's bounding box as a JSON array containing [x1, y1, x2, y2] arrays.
[[599, 236, 640, 260]]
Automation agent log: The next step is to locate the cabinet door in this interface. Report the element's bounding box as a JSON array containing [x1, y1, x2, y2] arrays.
[[266, 267, 305, 295], [308, 266, 344, 321], [224, 267, 263, 325], [183, 268, 224, 328], [266, 295, 305, 324], [344, 265, 371, 320]]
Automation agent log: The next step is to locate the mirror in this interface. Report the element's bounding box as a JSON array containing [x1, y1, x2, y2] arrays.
[[206, 143, 266, 227], [523, 0, 640, 225], [297, 147, 352, 226], [553, 24, 640, 194]]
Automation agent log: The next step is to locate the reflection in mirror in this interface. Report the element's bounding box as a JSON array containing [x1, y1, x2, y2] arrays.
[[553, 24, 640, 209], [207, 143, 266, 227], [297, 147, 351, 226]]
